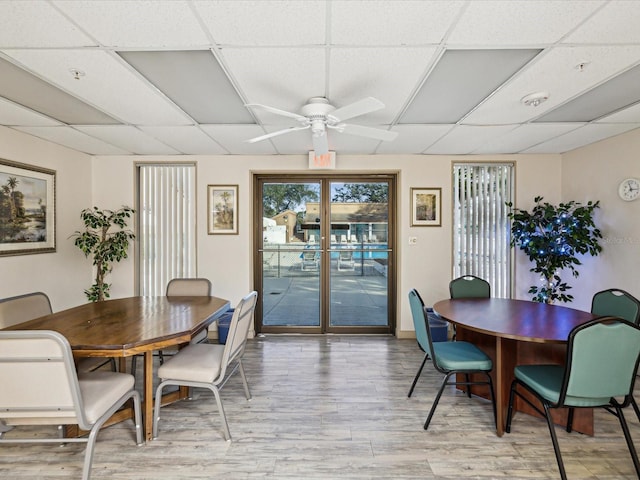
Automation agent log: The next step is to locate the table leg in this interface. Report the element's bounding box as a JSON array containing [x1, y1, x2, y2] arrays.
[[143, 351, 154, 441], [494, 337, 517, 437]]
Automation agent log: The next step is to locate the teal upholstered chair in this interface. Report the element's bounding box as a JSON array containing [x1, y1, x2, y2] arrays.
[[591, 288, 640, 421], [506, 317, 640, 480], [408, 289, 496, 430], [449, 275, 491, 299]]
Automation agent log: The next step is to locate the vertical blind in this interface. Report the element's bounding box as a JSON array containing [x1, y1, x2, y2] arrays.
[[138, 164, 196, 296], [452, 163, 513, 298]]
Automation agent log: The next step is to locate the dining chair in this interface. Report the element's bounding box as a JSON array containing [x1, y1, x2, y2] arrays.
[[506, 316, 640, 480], [132, 278, 213, 374], [590, 288, 640, 421], [0, 292, 115, 373], [449, 275, 491, 299], [153, 291, 258, 442], [408, 289, 497, 430], [0, 330, 143, 480]]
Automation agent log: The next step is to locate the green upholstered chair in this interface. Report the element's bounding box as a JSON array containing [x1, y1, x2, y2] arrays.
[[449, 275, 491, 299], [591, 288, 640, 421], [408, 289, 496, 430], [506, 317, 640, 480]]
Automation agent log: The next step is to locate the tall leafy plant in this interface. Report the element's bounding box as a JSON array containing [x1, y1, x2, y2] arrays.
[[506, 196, 602, 304], [71, 206, 135, 302]]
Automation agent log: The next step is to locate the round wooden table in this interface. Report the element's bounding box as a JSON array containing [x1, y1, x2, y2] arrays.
[[433, 298, 599, 436]]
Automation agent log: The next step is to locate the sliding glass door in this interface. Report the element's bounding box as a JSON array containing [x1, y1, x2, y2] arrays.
[[254, 174, 395, 334]]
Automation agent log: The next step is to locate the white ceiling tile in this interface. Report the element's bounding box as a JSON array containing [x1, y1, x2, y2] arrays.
[[448, 0, 605, 45], [564, 1, 640, 44], [376, 125, 453, 154], [329, 47, 439, 123], [424, 125, 517, 154], [464, 45, 640, 125], [470, 123, 584, 154], [14, 126, 131, 154], [0, 1, 95, 48], [53, 0, 210, 47], [221, 48, 326, 118], [0, 98, 62, 126], [596, 103, 640, 123], [268, 127, 314, 154], [74, 125, 179, 154], [200, 125, 278, 154], [193, 0, 326, 45], [139, 126, 227, 154], [2, 49, 192, 125], [523, 123, 640, 153], [331, 1, 464, 45]]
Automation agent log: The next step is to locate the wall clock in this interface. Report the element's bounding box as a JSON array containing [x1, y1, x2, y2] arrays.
[[618, 178, 640, 201]]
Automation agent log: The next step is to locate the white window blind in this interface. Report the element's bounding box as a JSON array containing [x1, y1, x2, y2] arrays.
[[453, 163, 513, 298], [138, 164, 196, 296]]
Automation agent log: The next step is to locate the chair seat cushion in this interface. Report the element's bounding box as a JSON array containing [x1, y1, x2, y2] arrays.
[[433, 341, 492, 371], [78, 371, 135, 424], [515, 364, 611, 407], [157, 343, 224, 384]]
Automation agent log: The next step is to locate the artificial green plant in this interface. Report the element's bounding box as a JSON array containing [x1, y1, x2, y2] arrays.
[[506, 196, 602, 304], [71, 206, 135, 302]]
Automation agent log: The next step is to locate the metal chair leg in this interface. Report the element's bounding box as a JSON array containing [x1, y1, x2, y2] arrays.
[[424, 373, 454, 430], [542, 402, 567, 480], [615, 404, 640, 478], [408, 353, 429, 398]]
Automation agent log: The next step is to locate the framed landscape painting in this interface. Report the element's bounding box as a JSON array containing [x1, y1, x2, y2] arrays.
[[0, 159, 56, 256], [208, 184, 238, 235], [411, 187, 441, 227]]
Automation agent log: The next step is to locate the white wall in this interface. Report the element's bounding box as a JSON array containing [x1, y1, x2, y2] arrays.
[[561, 128, 640, 312], [91, 152, 562, 335], [0, 127, 93, 311], [8, 121, 631, 333]]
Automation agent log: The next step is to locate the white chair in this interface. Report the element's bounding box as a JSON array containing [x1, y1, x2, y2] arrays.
[[0, 292, 114, 373], [153, 291, 258, 442], [340, 234, 348, 243], [330, 234, 337, 244], [132, 278, 213, 374], [0, 330, 143, 480], [350, 235, 358, 243]]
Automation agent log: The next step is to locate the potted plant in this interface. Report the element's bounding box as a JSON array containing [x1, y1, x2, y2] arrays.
[[71, 206, 135, 302], [506, 196, 602, 304]]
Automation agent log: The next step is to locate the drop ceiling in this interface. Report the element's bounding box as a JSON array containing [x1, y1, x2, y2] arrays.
[[0, 0, 639, 156]]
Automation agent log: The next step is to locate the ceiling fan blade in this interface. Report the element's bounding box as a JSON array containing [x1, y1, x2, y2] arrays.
[[312, 131, 329, 156], [244, 103, 308, 122], [330, 123, 398, 142], [328, 97, 385, 122], [245, 125, 310, 144]]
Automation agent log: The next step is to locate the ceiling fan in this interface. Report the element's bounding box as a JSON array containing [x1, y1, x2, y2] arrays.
[[244, 96, 398, 155]]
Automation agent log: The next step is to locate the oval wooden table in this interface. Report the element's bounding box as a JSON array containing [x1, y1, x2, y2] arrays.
[[4, 295, 230, 441], [433, 298, 599, 437]]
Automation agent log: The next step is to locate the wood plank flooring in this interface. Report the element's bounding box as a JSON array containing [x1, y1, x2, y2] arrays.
[[1, 335, 639, 479]]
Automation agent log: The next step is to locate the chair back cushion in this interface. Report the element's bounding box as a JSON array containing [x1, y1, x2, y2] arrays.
[[166, 278, 212, 297], [564, 318, 640, 401], [591, 289, 640, 324], [449, 275, 490, 299], [0, 330, 83, 426], [222, 291, 258, 369], [408, 289, 433, 357], [0, 292, 52, 328]]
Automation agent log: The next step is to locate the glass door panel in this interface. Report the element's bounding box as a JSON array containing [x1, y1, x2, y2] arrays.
[[260, 181, 321, 330], [328, 181, 390, 329]]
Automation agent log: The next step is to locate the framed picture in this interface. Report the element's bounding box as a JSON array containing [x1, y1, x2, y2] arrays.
[[208, 184, 238, 235], [0, 158, 56, 256], [411, 187, 441, 227]]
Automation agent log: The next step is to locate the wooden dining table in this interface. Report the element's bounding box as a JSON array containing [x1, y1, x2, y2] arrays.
[[3, 295, 230, 441], [433, 298, 599, 437]]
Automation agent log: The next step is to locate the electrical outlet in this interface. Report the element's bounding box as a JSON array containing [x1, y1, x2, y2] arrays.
[[408, 236, 417, 245]]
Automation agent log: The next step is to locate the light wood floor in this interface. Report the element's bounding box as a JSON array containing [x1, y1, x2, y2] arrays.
[[2, 335, 640, 479]]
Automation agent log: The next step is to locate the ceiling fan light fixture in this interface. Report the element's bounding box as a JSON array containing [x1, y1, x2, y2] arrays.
[[521, 91, 549, 107]]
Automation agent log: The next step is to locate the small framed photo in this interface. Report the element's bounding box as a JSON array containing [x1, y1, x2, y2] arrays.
[[208, 185, 238, 235], [411, 187, 441, 227], [0, 158, 56, 256]]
